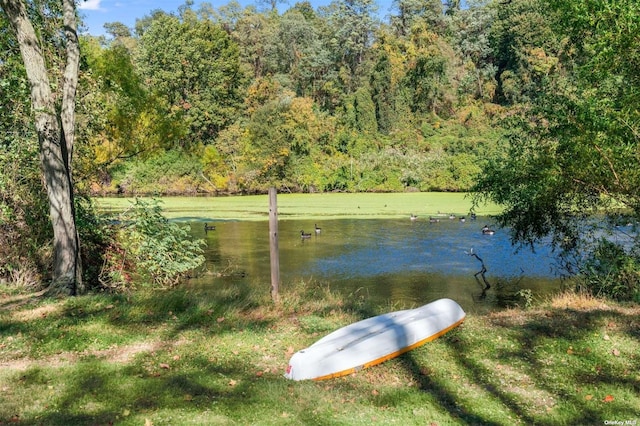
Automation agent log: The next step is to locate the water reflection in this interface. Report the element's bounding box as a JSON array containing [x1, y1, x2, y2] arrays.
[[187, 218, 563, 313]]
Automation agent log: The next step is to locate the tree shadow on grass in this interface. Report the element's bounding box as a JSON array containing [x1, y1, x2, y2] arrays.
[[2, 282, 394, 424], [11, 368, 251, 425], [40, 357, 255, 425], [398, 353, 506, 425], [0, 288, 280, 425], [3, 287, 639, 425], [392, 305, 640, 425]]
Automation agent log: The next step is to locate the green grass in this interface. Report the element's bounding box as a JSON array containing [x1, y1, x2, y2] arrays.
[[1, 285, 638, 425], [95, 192, 502, 221]]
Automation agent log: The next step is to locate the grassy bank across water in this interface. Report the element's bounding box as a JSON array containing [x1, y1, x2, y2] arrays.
[[0, 285, 638, 425], [95, 192, 502, 221]]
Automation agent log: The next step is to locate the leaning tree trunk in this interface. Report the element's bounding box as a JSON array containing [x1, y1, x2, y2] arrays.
[[0, 0, 82, 295]]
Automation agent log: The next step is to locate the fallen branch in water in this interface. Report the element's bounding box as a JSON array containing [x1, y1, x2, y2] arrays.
[[466, 248, 491, 291]]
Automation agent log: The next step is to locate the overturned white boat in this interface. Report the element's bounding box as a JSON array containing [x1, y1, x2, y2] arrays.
[[285, 298, 466, 381]]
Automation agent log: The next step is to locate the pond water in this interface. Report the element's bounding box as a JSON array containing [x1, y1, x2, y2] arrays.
[[187, 216, 564, 314]]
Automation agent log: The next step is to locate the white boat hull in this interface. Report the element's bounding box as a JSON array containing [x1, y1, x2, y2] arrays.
[[285, 298, 465, 381]]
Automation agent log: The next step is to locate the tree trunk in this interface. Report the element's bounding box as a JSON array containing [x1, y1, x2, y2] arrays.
[[60, 0, 83, 294], [0, 0, 82, 295]]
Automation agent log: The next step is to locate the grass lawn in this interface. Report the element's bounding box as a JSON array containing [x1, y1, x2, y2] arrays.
[[1, 285, 638, 425], [95, 192, 502, 221]]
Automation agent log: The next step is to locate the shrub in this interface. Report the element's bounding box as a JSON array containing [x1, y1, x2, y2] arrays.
[[579, 238, 640, 302], [75, 195, 109, 289], [116, 198, 205, 288], [109, 150, 204, 195], [0, 141, 51, 289], [0, 138, 126, 292]]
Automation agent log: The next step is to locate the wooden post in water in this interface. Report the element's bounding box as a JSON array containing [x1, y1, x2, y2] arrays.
[[268, 187, 280, 303]]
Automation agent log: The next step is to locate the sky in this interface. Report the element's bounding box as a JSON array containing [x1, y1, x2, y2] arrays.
[[78, 0, 244, 36], [78, 0, 397, 37]]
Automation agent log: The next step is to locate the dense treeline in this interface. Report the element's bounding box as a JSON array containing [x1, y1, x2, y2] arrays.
[[1, 0, 639, 300], [78, 0, 509, 195]]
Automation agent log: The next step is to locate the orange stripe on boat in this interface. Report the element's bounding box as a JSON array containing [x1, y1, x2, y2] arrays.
[[311, 316, 465, 381]]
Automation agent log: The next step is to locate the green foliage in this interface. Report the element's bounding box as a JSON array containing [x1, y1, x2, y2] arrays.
[[320, 0, 379, 84], [406, 51, 450, 114], [580, 239, 640, 302], [269, 8, 331, 98], [79, 0, 509, 196], [516, 288, 534, 308], [390, 0, 447, 36], [117, 199, 205, 288], [489, 0, 562, 104], [112, 150, 204, 195], [137, 12, 246, 145], [474, 0, 640, 300], [200, 144, 230, 192], [370, 50, 395, 134], [42, 0, 640, 297], [74, 195, 117, 291], [0, 143, 114, 292], [341, 87, 378, 133], [452, 3, 498, 102], [0, 141, 51, 287], [0, 18, 31, 147], [237, 90, 338, 192], [6, 0, 639, 298], [77, 36, 188, 195]]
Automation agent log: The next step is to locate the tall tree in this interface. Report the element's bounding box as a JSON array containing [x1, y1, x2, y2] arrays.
[[103, 21, 132, 39], [138, 11, 245, 145], [232, 8, 272, 78], [320, 0, 379, 90], [474, 0, 640, 299], [489, 0, 559, 104], [269, 8, 332, 99], [0, 0, 82, 295], [403, 22, 455, 116], [80, 37, 184, 173], [390, 0, 445, 36], [370, 49, 395, 133], [452, 2, 497, 102]]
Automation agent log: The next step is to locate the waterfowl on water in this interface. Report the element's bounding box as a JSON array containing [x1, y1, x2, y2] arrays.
[[315, 224, 322, 234], [429, 217, 440, 223], [204, 223, 216, 232], [481, 225, 495, 235], [410, 214, 418, 221], [301, 230, 312, 239]]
